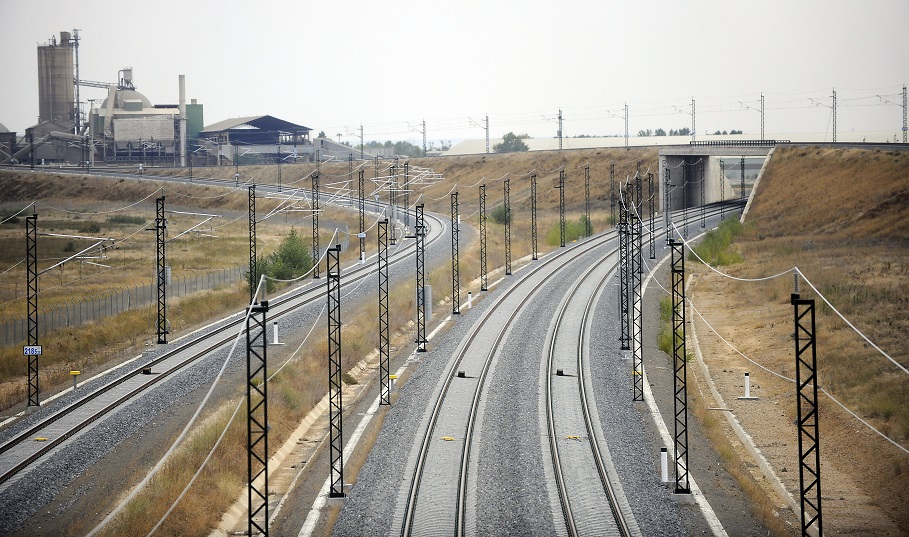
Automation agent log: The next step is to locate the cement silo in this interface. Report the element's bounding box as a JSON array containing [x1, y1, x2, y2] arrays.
[[37, 32, 75, 126]]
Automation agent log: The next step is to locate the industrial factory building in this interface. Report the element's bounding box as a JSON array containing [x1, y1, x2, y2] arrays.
[[198, 115, 314, 165], [0, 30, 315, 167]]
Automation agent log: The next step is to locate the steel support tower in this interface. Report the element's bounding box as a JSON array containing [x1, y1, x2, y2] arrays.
[[246, 299, 269, 536], [618, 191, 630, 351], [378, 220, 390, 404], [664, 167, 672, 245], [155, 196, 167, 344], [403, 161, 410, 226], [792, 292, 823, 536], [504, 179, 512, 275], [390, 161, 398, 246], [530, 174, 538, 260], [832, 88, 837, 143], [700, 165, 706, 228], [635, 172, 643, 274], [248, 186, 257, 303], [479, 186, 488, 291], [760, 93, 766, 142], [670, 239, 690, 494], [485, 115, 490, 154], [312, 171, 321, 279], [26, 212, 39, 407], [631, 208, 643, 401], [415, 205, 427, 351], [558, 170, 566, 247], [720, 160, 726, 219], [903, 84, 909, 144], [610, 162, 616, 226], [682, 165, 689, 240], [624, 104, 629, 148], [584, 166, 591, 237], [451, 192, 460, 315], [740, 156, 746, 201], [327, 245, 344, 498], [558, 108, 563, 151], [358, 169, 365, 260], [648, 172, 655, 259]]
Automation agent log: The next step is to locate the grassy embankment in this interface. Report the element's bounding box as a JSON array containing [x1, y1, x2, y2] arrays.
[[688, 146, 909, 533]]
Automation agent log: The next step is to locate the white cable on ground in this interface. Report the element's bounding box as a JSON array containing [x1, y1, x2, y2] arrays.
[[644, 219, 909, 457], [795, 267, 908, 375], [87, 277, 264, 537]]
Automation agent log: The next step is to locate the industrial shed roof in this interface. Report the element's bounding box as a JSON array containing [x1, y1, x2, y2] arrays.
[[202, 115, 311, 134]]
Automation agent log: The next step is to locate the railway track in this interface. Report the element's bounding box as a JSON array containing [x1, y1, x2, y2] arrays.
[[544, 246, 635, 536], [398, 203, 736, 536], [0, 197, 445, 489]]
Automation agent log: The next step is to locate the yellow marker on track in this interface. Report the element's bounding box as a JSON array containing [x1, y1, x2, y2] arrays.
[[441, 436, 455, 441], [34, 437, 48, 442]]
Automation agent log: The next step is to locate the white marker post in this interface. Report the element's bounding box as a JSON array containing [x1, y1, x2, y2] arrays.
[[271, 321, 286, 345], [737, 372, 758, 400], [660, 447, 669, 483]]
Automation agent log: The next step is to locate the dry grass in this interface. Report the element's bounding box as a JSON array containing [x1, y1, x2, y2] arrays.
[[694, 145, 909, 532], [737, 146, 909, 439], [0, 169, 369, 410]]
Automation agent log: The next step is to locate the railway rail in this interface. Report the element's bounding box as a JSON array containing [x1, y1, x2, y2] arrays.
[[0, 193, 445, 489], [398, 202, 737, 536]]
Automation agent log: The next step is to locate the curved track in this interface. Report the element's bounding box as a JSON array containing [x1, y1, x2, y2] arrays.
[[399, 203, 737, 536], [0, 193, 445, 488]]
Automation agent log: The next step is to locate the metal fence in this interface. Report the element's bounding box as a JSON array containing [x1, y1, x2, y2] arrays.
[[0, 265, 247, 346]]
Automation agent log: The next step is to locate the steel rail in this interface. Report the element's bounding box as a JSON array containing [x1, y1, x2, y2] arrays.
[[401, 202, 735, 536], [0, 204, 442, 486], [402, 225, 624, 536]]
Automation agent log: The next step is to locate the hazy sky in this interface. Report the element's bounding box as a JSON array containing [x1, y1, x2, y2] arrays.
[[1, 0, 906, 144]]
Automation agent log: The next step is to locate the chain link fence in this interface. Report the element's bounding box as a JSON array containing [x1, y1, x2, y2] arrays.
[[0, 265, 246, 346]]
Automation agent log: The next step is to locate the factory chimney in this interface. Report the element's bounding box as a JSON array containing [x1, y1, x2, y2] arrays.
[[179, 74, 187, 167]]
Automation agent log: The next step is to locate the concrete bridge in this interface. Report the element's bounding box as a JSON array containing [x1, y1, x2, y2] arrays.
[[658, 140, 779, 214]]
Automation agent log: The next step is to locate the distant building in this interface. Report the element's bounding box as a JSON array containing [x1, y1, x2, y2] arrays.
[[198, 115, 314, 165]]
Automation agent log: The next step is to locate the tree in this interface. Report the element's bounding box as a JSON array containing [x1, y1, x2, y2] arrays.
[[255, 228, 313, 292], [493, 132, 530, 153], [317, 130, 327, 138], [654, 128, 666, 136]]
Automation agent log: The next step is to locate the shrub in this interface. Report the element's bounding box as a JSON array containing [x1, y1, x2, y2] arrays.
[[106, 215, 146, 225], [491, 204, 510, 225], [78, 221, 102, 233], [689, 217, 743, 266], [545, 215, 592, 245], [254, 228, 313, 292]]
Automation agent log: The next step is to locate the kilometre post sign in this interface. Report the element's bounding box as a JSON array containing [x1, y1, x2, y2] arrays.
[[23, 345, 42, 356]]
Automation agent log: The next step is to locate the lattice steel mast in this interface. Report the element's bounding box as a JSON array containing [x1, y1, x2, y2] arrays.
[[378, 219, 390, 404], [792, 283, 823, 536], [415, 204, 427, 352], [451, 192, 460, 315], [246, 297, 269, 536], [312, 171, 321, 279], [327, 245, 344, 498], [479, 185, 488, 291], [26, 211, 39, 407], [504, 178, 512, 275], [670, 238, 690, 494]]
